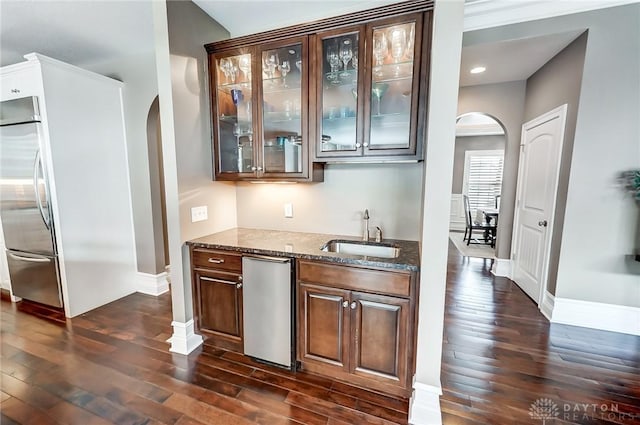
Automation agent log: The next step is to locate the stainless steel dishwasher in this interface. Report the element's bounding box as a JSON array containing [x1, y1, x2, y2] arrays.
[[242, 255, 294, 369]]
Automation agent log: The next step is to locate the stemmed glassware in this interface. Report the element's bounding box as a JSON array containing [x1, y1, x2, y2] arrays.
[[220, 58, 238, 84], [372, 32, 388, 77], [351, 52, 358, 83], [339, 39, 353, 78], [326, 48, 340, 82], [372, 82, 389, 116], [278, 60, 291, 87], [389, 27, 407, 76], [238, 55, 251, 83], [263, 53, 278, 80]]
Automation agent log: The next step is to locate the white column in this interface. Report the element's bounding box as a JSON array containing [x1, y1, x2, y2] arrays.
[[410, 1, 464, 424]]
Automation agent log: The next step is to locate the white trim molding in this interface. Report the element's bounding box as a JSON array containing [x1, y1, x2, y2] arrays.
[[137, 272, 170, 296], [409, 382, 443, 425], [552, 298, 640, 336], [167, 319, 203, 355], [491, 258, 512, 278], [463, 0, 637, 31], [450, 194, 466, 232], [540, 290, 555, 321]]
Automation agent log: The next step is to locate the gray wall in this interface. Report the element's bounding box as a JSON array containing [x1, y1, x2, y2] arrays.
[[236, 163, 424, 241], [457, 81, 527, 259], [166, 0, 238, 243], [451, 135, 506, 193], [523, 32, 588, 295], [466, 3, 640, 307]]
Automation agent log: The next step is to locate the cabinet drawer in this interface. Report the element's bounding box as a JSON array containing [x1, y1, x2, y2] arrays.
[[192, 248, 242, 272], [298, 261, 411, 298]]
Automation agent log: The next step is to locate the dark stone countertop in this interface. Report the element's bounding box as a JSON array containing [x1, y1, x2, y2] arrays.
[[187, 228, 420, 272]]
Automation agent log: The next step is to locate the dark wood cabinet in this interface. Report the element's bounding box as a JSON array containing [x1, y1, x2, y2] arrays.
[[350, 292, 409, 386], [191, 248, 244, 352], [297, 260, 417, 397], [298, 283, 350, 371], [205, 1, 433, 180]]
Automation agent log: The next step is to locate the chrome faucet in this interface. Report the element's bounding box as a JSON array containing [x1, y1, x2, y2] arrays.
[[375, 226, 383, 243], [363, 209, 369, 241]]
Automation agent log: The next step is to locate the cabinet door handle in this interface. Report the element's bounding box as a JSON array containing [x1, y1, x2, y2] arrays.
[[342, 301, 348, 308], [236, 283, 243, 289], [257, 166, 263, 171], [363, 142, 369, 147], [200, 276, 235, 285], [11, 88, 20, 94], [350, 301, 357, 310], [355, 143, 362, 148], [251, 166, 258, 171], [208, 258, 225, 264]]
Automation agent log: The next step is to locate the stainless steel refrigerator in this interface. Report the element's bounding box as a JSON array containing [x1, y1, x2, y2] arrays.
[[0, 96, 63, 307]]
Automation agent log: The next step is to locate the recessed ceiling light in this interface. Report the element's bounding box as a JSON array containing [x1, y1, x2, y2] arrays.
[[470, 66, 486, 74]]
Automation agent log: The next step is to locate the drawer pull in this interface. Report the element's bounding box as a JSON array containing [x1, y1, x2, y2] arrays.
[[350, 301, 357, 310], [200, 276, 235, 285], [208, 258, 225, 264], [11, 88, 20, 94]]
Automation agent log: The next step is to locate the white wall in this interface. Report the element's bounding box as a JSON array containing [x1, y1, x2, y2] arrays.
[[83, 52, 163, 275], [236, 163, 424, 240]]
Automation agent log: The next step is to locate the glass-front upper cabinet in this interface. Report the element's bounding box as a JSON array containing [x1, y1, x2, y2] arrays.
[[365, 14, 422, 156], [315, 26, 365, 158], [259, 37, 308, 177], [211, 37, 316, 181], [212, 50, 256, 176], [314, 14, 423, 160]]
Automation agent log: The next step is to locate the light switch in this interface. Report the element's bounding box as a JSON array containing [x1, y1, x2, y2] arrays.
[[191, 206, 208, 222], [284, 203, 293, 218]]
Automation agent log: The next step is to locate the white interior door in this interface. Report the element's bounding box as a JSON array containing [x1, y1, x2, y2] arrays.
[[511, 105, 567, 304]]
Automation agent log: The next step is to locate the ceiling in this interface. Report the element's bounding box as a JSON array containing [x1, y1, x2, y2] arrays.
[[192, 0, 404, 38], [0, 1, 154, 67], [0, 0, 593, 88], [459, 30, 583, 86]]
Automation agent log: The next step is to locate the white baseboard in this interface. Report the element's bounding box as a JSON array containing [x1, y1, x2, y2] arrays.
[[540, 290, 555, 320], [491, 258, 512, 278], [167, 319, 203, 355], [137, 272, 170, 296], [552, 298, 640, 336], [409, 382, 442, 425]]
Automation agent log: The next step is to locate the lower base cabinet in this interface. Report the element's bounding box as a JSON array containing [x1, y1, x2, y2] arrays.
[[191, 248, 244, 352], [297, 260, 416, 397]]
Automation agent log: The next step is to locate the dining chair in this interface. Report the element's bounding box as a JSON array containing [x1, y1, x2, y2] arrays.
[[463, 195, 497, 248]]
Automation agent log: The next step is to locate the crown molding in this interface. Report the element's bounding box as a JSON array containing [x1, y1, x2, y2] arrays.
[[463, 0, 638, 32]]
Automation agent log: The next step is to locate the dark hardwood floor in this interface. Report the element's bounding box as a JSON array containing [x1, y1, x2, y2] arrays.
[[1, 243, 638, 424], [441, 244, 640, 425]]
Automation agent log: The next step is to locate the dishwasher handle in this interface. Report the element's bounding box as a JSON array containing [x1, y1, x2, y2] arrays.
[[243, 255, 291, 264]]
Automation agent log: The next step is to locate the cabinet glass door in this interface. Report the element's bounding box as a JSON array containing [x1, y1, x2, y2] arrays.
[[260, 39, 307, 175], [366, 16, 421, 153], [215, 52, 255, 174], [317, 27, 363, 156]]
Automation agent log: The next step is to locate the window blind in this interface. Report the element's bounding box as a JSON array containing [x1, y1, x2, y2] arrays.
[[465, 153, 504, 213]]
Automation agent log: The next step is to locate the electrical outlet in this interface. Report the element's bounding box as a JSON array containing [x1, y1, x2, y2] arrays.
[[191, 206, 208, 222], [284, 203, 293, 218]]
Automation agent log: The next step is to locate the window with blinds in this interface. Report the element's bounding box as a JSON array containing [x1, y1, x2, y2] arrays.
[[462, 150, 504, 214]]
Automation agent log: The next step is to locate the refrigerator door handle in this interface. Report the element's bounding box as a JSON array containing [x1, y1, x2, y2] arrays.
[[7, 251, 52, 263], [33, 150, 50, 230]]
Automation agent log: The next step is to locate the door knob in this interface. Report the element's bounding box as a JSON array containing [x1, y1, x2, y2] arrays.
[[236, 283, 243, 289], [538, 220, 548, 227], [350, 302, 357, 310], [342, 301, 348, 308]]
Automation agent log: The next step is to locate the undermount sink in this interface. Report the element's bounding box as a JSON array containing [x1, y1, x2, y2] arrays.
[[321, 240, 400, 259]]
